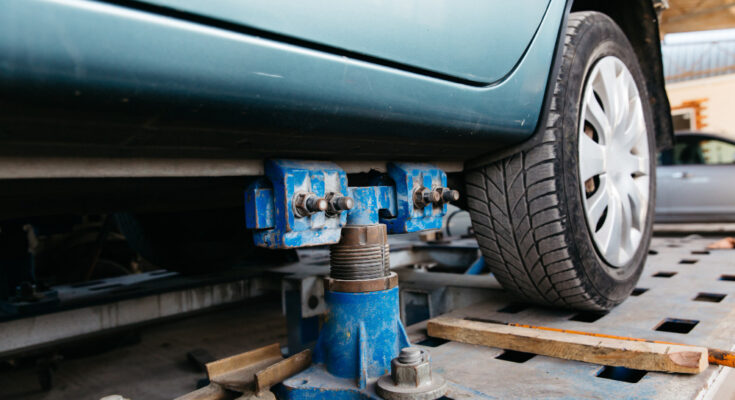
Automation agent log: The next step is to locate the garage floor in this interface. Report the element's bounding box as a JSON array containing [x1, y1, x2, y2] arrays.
[[1, 230, 733, 400], [0, 298, 287, 400]]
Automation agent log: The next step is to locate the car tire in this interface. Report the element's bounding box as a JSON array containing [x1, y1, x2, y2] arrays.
[[465, 11, 656, 310]]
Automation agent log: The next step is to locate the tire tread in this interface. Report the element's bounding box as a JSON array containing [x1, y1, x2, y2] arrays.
[[465, 12, 614, 309]]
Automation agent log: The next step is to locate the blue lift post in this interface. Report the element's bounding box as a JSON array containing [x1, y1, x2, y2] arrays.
[[245, 160, 458, 399]]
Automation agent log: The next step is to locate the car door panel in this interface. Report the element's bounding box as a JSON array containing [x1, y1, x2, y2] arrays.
[[132, 0, 552, 85], [0, 0, 567, 160], [658, 165, 734, 220], [656, 135, 735, 222]]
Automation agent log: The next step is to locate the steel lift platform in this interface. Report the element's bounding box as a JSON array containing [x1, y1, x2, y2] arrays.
[[399, 235, 735, 399], [181, 238, 734, 398]]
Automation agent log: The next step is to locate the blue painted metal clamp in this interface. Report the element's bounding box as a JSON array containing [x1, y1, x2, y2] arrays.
[[245, 160, 457, 249]]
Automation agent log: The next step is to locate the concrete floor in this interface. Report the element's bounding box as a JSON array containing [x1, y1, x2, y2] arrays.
[[0, 298, 287, 400]]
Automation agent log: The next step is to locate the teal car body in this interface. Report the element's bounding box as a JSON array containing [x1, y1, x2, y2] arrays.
[[0, 0, 567, 161], [0, 0, 670, 166]]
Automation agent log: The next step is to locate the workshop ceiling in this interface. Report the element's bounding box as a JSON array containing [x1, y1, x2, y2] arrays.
[[661, 0, 735, 34]]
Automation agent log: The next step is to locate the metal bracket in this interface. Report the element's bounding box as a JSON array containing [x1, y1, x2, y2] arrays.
[[246, 160, 349, 248], [245, 160, 454, 248], [382, 162, 449, 233]]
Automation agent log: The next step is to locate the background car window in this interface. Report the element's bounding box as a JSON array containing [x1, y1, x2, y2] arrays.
[[658, 137, 735, 165], [700, 139, 735, 164]]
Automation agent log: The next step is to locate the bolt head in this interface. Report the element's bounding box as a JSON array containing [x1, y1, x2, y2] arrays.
[[325, 193, 354, 217], [293, 192, 309, 217], [379, 348, 446, 400], [443, 189, 460, 202], [391, 356, 432, 388], [413, 187, 435, 209], [314, 198, 328, 212], [293, 192, 327, 217], [339, 196, 355, 210]]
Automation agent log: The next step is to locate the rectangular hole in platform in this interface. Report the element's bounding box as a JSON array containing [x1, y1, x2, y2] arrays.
[[693, 292, 726, 303], [648, 249, 658, 255], [569, 311, 608, 323], [691, 250, 710, 255], [631, 288, 649, 296], [495, 350, 535, 363], [679, 259, 698, 265], [416, 337, 449, 347], [465, 317, 505, 324], [596, 366, 646, 383], [655, 318, 699, 334], [497, 303, 528, 314], [720, 275, 735, 282], [653, 271, 676, 278]]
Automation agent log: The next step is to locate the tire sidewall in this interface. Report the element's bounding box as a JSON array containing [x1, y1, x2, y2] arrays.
[[560, 14, 656, 304]]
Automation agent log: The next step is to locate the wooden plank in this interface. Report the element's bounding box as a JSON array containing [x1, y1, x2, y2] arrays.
[[427, 317, 708, 374], [206, 343, 282, 379], [206, 343, 283, 392], [255, 349, 312, 392], [173, 383, 232, 400]]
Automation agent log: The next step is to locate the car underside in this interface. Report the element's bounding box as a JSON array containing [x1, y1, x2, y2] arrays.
[[0, 0, 672, 313]]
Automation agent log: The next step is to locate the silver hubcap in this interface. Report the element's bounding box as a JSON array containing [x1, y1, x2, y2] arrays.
[[578, 56, 650, 267]]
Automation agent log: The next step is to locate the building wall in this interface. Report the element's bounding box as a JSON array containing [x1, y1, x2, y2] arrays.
[[665, 73, 735, 141]]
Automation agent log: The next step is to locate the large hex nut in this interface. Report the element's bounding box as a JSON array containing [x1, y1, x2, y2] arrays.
[[324, 191, 354, 217], [391, 357, 433, 387], [293, 192, 327, 217], [413, 187, 440, 209], [377, 348, 447, 400]]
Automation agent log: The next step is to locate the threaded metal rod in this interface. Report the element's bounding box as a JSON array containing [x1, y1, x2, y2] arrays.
[[329, 224, 390, 281], [398, 347, 422, 364], [330, 243, 389, 280]]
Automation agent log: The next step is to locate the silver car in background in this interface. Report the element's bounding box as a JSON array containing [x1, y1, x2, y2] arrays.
[[656, 132, 735, 222]]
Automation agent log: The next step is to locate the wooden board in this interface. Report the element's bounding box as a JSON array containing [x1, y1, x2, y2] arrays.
[[427, 317, 708, 374], [255, 349, 312, 392], [172, 383, 231, 400], [206, 343, 283, 392]]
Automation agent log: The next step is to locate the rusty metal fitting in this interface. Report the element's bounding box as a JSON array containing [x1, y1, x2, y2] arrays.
[[433, 187, 460, 204], [413, 187, 441, 209], [293, 192, 328, 218], [325, 192, 355, 217], [398, 347, 422, 364], [330, 224, 390, 280], [376, 347, 447, 400], [325, 272, 398, 293]]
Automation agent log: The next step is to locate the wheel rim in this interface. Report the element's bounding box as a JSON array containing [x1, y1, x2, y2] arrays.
[[578, 56, 650, 267]]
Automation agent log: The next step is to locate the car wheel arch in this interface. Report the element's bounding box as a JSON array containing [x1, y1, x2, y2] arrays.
[[466, 0, 673, 175]]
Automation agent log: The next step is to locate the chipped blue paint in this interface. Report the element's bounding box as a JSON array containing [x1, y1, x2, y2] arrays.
[[382, 163, 447, 233], [248, 160, 349, 249], [269, 162, 452, 399], [244, 178, 274, 230], [280, 287, 410, 399], [246, 161, 450, 247], [346, 186, 394, 226], [276, 364, 375, 399]]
